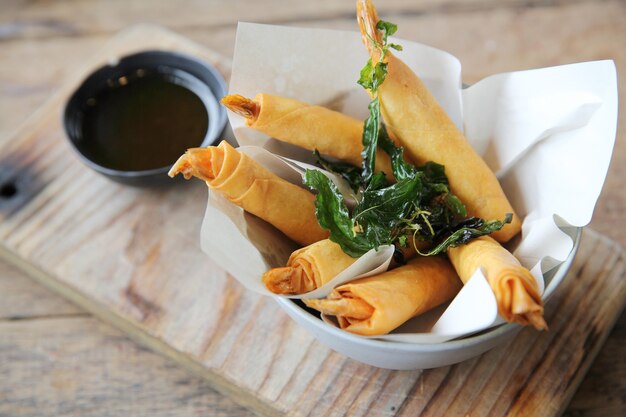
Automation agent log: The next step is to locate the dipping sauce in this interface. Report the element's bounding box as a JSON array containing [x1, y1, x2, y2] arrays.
[[77, 69, 209, 171]]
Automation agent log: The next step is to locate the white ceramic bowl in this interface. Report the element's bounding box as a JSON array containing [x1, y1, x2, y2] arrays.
[[275, 226, 582, 370]]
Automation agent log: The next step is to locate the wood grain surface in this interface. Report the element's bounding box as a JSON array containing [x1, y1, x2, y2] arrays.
[[1, 1, 625, 416], [0, 275, 255, 417]]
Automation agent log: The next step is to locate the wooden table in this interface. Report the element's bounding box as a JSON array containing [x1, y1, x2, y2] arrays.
[[0, 1, 624, 416]]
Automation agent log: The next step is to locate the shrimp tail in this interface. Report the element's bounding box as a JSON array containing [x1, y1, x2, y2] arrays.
[[168, 153, 195, 179], [356, 0, 382, 61], [220, 94, 261, 121], [168, 147, 222, 182]]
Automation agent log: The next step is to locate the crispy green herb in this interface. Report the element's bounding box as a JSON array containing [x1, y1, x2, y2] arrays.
[[314, 150, 362, 192], [377, 20, 397, 40], [303, 170, 371, 257], [357, 59, 387, 92], [356, 20, 401, 190], [417, 214, 513, 256], [360, 98, 382, 186], [378, 126, 414, 181], [304, 142, 511, 257], [356, 19, 402, 93]]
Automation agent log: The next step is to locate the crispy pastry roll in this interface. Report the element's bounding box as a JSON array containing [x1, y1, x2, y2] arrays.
[[447, 236, 547, 330], [304, 255, 462, 336], [168, 140, 328, 246], [356, 0, 521, 242], [263, 239, 357, 294], [221, 93, 394, 175]]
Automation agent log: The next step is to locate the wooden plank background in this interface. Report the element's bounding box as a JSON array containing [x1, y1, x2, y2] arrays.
[[0, 1, 624, 416], [0, 261, 257, 416]]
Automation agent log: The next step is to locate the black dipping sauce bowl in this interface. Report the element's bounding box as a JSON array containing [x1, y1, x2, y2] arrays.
[[63, 50, 228, 186]]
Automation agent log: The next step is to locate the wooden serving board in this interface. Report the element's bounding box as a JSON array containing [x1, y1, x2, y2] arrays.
[[0, 25, 624, 417]]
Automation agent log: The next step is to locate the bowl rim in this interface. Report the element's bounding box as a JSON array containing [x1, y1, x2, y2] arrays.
[[62, 49, 228, 179], [275, 226, 582, 352]]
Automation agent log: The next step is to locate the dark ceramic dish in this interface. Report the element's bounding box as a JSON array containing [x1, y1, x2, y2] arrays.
[[63, 50, 228, 186]]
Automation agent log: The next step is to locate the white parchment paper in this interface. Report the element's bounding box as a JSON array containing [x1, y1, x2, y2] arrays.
[[201, 23, 617, 343]]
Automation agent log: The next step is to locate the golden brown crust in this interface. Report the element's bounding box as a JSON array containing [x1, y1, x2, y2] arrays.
[[169, 141, 328, 246], [225, 92, 395, 175], [447, 236, 547, 330], [263, 240, 358, 294]]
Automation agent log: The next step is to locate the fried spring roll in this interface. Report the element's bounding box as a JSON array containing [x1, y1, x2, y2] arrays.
[[263, 240, 355, 294], [447, 236, 547, 330], [168, 140, 328, 246], [221, 93, 394, 175], [304, 256, 462, 336], [356, 0, 521, 242]]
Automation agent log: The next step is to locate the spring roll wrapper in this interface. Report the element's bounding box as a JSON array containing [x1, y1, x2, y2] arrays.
[[188, 141, 328, 247], [376, 55, 521, 243], [305, 256, 462, 336], [263, 240, 357, 294], [447, 236, 546, 330], [250, 93, 393, 174]]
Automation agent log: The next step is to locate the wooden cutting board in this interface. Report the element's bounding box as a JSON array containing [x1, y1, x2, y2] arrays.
[[0, 25, 624, 417]]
